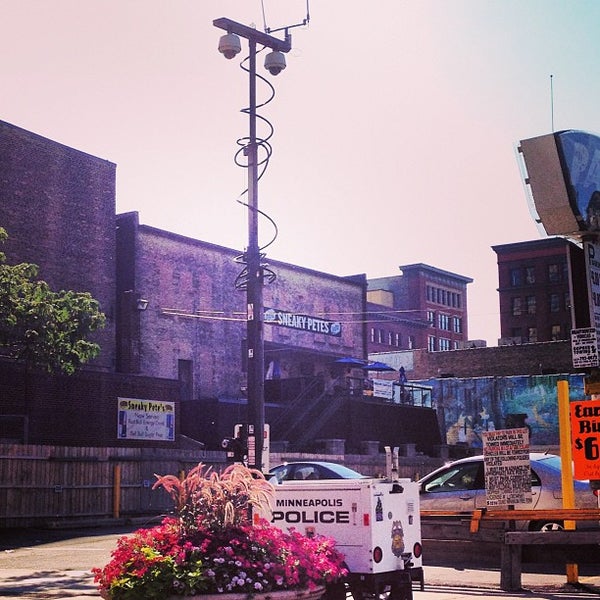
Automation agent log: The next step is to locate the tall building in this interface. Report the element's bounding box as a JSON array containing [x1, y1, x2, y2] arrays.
[[367, 264, 473, 352], [493, 237, 589, 344]]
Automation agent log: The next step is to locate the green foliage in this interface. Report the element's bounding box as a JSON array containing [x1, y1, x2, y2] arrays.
[[0, 227, 106, 374]]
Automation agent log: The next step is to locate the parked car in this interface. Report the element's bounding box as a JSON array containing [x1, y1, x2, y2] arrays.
[[268, 461, 367, 483], [418, 452, 598, 531]]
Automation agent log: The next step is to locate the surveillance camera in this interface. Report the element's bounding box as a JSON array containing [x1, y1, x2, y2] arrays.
[[218, 33, 241, 59], [264, 51, 286, 76]]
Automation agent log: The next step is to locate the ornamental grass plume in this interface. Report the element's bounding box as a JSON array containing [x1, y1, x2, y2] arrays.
[[93, 463, 347, 600]]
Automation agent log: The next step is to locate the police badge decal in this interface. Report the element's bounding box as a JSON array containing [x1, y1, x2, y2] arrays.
[[390, 520, 405, 557]]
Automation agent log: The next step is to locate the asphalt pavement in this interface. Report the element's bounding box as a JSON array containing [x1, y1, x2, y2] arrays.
[[0, 525, 599, 599]]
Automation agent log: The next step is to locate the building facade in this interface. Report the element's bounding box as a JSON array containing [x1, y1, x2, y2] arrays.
[[367, 264, 473, 352], [0, 120, 117, 371], [493, 237, 589, 344], [116, 211, 367, 401]]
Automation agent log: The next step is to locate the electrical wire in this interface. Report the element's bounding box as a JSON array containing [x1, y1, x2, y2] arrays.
[[232, 46, 280, 291]]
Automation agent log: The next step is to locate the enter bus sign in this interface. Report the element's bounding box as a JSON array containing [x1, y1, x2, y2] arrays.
[[569, 399, 600, 480]]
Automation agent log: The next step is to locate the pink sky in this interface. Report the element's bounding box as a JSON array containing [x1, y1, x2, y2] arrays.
[[2, 1, 600, 344]]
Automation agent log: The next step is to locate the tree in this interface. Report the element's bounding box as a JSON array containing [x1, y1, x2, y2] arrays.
[[0, 227, 106, 374]]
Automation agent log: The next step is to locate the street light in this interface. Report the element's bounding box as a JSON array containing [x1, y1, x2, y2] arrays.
[[213, 17, 292, 471]]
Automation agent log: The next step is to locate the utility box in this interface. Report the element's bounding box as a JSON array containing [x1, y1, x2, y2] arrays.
[[262, 453, 423, 600]]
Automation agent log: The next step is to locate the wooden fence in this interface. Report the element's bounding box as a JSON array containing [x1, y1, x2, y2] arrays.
[[0, 444, 444, 529], [0, 444, 225, 528]]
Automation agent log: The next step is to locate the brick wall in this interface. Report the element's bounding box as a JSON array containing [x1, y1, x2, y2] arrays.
[[0, 120, 117, 370], [405, 340, 574, 379]]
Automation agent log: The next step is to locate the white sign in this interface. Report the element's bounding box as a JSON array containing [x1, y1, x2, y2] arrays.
[[571, 327, 599, 368], [482, 428, 531, 507], [117, 398, 175, 441], [372, 379, 394, 399]]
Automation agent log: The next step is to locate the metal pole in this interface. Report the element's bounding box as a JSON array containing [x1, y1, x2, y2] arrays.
[[246, 38, 265, 471]]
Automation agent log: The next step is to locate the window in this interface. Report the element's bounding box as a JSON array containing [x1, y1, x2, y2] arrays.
[[427, 310, 435, 325], [527, 327, 537, 343], [564, 292, 571, 310], [370, 328, 375, 343], [548, 264, 560, 283], [525, 267, 535, 284], [388, 332, 393, 346], [510, 268, 522, 286], [549, 293, 560, 313], [428, 336, 436, 352], [439, 338, 451, 351], [511, 297, 522, 316], [511, 327, 522, 338], [438, 314, 450, 330], [453, 317, 462, 333], [395, 333, 401, 347], [526, 295, 536, 315], [551, 324, 561, 341], [377, 329, 384, 344], [408, 336, 415, 350]]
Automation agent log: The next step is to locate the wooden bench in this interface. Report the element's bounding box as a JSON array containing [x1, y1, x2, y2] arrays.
[[469, 508, 600, 591]]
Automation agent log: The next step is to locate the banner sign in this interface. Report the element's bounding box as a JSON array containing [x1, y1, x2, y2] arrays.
[[264, 307, 342, 337], [570, 399, 600, 479], [482, 428, 531, 506], [117, 398, 175, 441]]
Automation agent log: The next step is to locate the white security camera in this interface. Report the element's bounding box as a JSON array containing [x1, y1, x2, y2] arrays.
[[218, 33, 241, 59], [264, 51, 286, 75]]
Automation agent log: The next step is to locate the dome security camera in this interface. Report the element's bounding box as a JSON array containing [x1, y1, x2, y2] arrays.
[[218, 33, 241, 59], [264, 51, 286, 76]]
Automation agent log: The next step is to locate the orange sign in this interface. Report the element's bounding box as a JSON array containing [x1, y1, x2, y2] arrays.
[[570, 400, 600, 480]]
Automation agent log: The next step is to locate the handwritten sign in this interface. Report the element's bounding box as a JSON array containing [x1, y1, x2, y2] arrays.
[[482, 428, 531, 506]]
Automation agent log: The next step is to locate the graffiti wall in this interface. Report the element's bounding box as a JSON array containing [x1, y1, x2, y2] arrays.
[[415, 374, 586, 449]]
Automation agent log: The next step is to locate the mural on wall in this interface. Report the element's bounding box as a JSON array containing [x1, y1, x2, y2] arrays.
[[415, 374, 586, 448]]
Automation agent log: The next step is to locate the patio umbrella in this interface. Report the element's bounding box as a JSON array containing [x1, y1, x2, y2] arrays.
[[333, 357, 367, 366], [362, 361, 396, 372]]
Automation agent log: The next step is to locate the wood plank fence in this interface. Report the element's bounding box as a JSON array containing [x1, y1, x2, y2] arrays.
[[0, 444, 444, 529], [0, 444, 225, 528]]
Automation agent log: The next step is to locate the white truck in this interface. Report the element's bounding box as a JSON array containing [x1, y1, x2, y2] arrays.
[[265, 449, 424, 600]]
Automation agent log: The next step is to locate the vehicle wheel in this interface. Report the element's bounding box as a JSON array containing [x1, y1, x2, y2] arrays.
[[530, 520, 564, 531]]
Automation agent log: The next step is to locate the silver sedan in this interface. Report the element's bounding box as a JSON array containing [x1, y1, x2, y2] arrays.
[[418, 452, 598, 531]]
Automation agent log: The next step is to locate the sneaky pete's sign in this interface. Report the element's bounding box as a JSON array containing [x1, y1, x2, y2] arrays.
[[264, 308, 342, 337]]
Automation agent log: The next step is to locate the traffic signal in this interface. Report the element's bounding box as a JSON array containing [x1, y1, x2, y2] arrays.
[[221, 433, 247, 463]]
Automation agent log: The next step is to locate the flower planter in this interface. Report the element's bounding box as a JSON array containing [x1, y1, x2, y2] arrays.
[[167, 586, 325, 600], [94, 464, 344, 600]]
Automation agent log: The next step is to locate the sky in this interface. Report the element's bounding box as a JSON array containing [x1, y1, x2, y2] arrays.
[[2, 0, 600, 346]]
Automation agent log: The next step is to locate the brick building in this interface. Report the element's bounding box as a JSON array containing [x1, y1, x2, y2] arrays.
[[492, 237, 589, 344], [0, 120, 442, 453], [0, 120, 116, 370], [116, 211, 367, 400], [367, 264, 473, 352]]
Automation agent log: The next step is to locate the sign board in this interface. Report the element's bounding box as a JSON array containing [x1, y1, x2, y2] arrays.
[[482, 428, 531, 507], [571, 327, 599, 369], [372, 379, 394, 400], [585, 240, 600, 332], [264, 307, 342, 337], [569, 400, 600, 479], [117, 398, 175, 441]]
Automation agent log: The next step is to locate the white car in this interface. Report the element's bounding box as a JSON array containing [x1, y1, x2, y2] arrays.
[[418, 452, 598, 531]]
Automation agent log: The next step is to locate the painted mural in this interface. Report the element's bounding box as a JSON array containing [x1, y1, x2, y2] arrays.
[[415, 374, 587, 449]]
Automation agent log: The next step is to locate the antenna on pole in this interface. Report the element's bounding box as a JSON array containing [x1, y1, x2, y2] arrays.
[[550, 74, 555, 132]]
